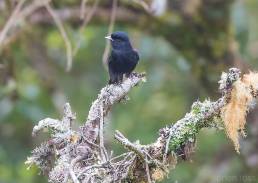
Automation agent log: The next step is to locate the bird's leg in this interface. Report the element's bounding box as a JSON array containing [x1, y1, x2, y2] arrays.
[[108, 79, 116, 85], [125, 72, 131, 78], [118, 74, 123, 84], [131, 72, 138, 77], [112, 74, 128, 102], [108, 72, 119, 85]]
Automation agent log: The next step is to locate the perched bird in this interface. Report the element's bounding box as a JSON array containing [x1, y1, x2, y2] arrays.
[[105, 31, 139, 84]]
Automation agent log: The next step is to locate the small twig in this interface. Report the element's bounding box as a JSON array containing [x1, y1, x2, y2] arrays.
[[109, 150, 114, 159], [115, 152, 134, 166], [113, 153, 136, 181], [69, 155, 87, 183], [80, 0, 88, 19], [115, 130, 146, 160], [145, 161, 152, 183], [71, 155, 87, 168], [132, 0, 151, 12], [85, 173, 97, 183], [110, 152, 133, 162], [102, 0, 118, 67], [99, 102, 108, 162], [162, 129, 172, 163], [69, 168, 80, 183], [77, 164, 105, 179], [73, 0, 100, 56], [83, 137, 100, 149], [0, 0, 26, 48], [62, 103, 75, 129], [19, 0, 51, 18], [80, 0, 100, 33], [115, 130, 166, 170], [1, 0, 51, 47], [45, 3, 73, 72]]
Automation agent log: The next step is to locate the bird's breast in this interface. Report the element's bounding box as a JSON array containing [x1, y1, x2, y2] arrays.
[[110, 50, 138, 73]]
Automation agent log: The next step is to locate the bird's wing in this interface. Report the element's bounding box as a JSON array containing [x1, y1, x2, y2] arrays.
[[133, 49, 140, 61], [108, 51, 121, 73], [107, 54, 114, 69]]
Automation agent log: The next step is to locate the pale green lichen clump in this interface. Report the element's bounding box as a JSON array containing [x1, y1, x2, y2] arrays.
[[168, 68, 241, 153], [169, 99, 216, 151]]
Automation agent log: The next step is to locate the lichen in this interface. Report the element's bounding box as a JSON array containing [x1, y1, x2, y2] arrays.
[[168, 99, 216, 151], [221, 71, 258, 153]]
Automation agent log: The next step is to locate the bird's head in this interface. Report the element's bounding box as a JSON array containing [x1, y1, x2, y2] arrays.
[[105, 31, 132, 50]]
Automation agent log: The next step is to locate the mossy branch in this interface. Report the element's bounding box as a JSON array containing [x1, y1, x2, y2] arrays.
[[26, 69, 258, 183]]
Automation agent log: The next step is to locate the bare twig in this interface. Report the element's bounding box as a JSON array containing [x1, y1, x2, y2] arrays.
[[80, 0, 88, 19], [114, 130, 146, 160], [69, 168, 80, 183], [45, 3, 73, 72], [69, 156, 86, 183], [132, 0, 151, 12], [77, 164, 105, 179], [73, 0, 100, 56], [99, 102, 108, 162], [162, 129, 172, 163], [145, 161, 152, 183], [102, 0, 118, 67], [110, 152, 133, 162], [1, 0, 51, 47], [79, 0, 100, 30], [83, 137, 99, 148], [19, 0, 51, 18], [0, 0, 26, 48]]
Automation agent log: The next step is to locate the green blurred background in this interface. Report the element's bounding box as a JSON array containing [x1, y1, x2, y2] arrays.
[[0, 0, 258, 182]]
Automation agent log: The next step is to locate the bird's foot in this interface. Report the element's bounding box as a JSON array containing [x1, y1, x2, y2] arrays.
[[127, 72, 146, 79], [108, 80, 121, 85], [131, 72, 138, 77], [118, 95, 130, 103]]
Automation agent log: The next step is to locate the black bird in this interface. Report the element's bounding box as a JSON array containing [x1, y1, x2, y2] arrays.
[[105, 31, 139, 84]]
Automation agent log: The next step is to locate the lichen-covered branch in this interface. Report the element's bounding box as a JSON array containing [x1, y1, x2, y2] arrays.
[[26, 69, 258, 183], [81, 73, 146, 144], [26, 73, 146, 183]]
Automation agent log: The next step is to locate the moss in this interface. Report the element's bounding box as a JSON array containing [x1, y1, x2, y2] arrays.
[[168, 100, 217, 152], [169, 117, 199, 151], [191, 101, 202, 114]]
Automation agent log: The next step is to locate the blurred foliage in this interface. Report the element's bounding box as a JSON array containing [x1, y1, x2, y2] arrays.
[[1, 0, 258, 183]]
